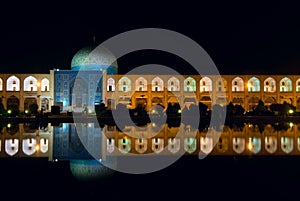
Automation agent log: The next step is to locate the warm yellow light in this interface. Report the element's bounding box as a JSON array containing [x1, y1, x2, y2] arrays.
[[7, 110, 11, 114], [248, 143, 253, 151], [35, 144, 40, 151], [7, 123, 11, 128], [37, 82, 41, 87], [288, 109, 294, 114], [25, 110, 29, 114], [247, 82, 252, 88], [178, 109, 181, 114], [289, 122, 294, 128]]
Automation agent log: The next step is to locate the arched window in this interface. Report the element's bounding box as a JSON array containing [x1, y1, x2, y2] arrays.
[[216, 78, 227, 92], [24, 76, 37, 91], [118, 77, 131, 92], [200, 77, 212, 92], [280, 77, 292, 92], [152, 77, 164, 91], [232, 77, 244, 92], [167, 77, 180, 91], [0, 78, 3, 91], [41, 78, 50, 92], [247, 77, 260, 92], [107, 78, 115, 91], [135, 77, 147, 91], [264, 77, 276, 92], [184, 77, 196, 92], [7, 75, 20, 91]]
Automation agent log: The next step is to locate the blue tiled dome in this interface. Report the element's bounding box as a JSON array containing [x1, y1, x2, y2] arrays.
[[70, 159, 116, 181], [71, 46, 118, 74]]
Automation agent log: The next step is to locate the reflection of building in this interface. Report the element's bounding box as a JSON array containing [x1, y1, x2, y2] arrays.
[[101, 123, 300, 156], [0, 123, 53, 158], [3, 44, 300, 112]]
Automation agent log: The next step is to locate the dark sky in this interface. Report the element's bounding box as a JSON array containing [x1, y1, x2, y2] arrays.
[[0, 2, 300, 75]]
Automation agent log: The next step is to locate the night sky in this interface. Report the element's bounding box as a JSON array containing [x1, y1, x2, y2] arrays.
[[0, 2, 300, 75]]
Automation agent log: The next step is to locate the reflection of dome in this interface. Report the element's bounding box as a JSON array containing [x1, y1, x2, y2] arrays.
[[71, 46, 118, 74], [70, 159, 116, 181]]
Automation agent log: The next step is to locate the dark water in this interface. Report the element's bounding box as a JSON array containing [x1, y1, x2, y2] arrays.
[[0, 122, 300, 200], [0, 155, 299, 200]]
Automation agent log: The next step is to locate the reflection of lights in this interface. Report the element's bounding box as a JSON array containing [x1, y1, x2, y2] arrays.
[[7, 123, 11, 128], [35, 144, 40, 152], [288, 109, 294, 114], [247, 142, 253, 151], [289, 122, 294, 128]]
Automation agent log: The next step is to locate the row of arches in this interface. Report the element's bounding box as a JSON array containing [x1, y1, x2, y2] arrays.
[[0, 76, 50, 92], [107, 76, 299, 92]]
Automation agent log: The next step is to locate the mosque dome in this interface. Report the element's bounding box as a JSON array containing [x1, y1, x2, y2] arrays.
[[70, 159, 116, 181], [71, 46, 118, 74]]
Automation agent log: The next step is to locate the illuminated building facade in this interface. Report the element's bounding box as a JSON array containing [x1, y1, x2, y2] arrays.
[[1, 45, 300, 112], [0, 73, 54, 112], [104, 74, 300, 111]]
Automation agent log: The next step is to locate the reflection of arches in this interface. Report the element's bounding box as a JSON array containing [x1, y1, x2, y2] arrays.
[[264, 77, 276, 92], [247, 77, 260, 92], [107, 78, 115, 91], [41, 98, 49, 111], [135, 77, 147, 91], [152, 76, 164, 91], [41, 78, 50, 91], [24, 76, 37, 91], [248, 96, 259, 110], [184, 77, 196, 92], [232, 77, 244, 92], [7, 75, 20, 91], [200, 77, 212, 92], [7, 95, 19, 111], [24, 97, 37, 111], [167, 77, 180, 91], [118, 77, 131, 92]]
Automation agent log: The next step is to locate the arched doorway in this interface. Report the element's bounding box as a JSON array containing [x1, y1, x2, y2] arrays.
[[248, 96, 259, 111], [41, 98, 49, 111], [24, 97, 37, 111], [7, 96, 19, 113]]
